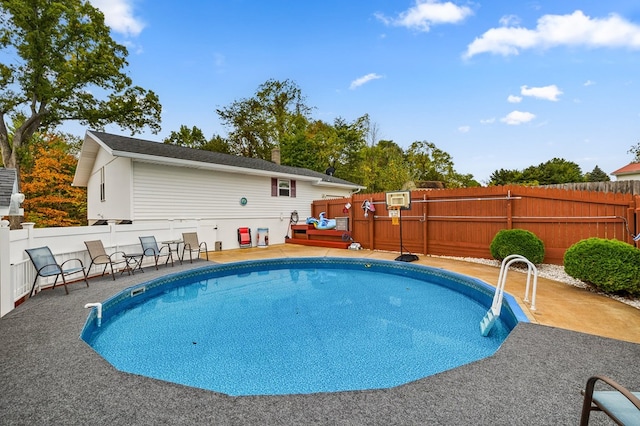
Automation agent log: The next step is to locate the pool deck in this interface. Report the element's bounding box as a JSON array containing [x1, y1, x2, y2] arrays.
[[1, 245, 639, 425]]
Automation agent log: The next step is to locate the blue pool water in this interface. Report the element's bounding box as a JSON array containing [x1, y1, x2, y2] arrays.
[[82, 258, 526, 396]]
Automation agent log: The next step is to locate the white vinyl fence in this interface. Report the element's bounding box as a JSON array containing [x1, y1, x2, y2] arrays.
[[1, 219, 207, 317], [0, 213, 293, 317]]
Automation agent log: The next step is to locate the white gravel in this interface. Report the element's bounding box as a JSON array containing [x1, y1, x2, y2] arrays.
[[438, 256, 640, 310]]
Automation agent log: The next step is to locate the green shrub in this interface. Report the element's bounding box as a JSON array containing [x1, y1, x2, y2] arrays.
[[564, 238, 640, 296], [490, 229, 545, 264]]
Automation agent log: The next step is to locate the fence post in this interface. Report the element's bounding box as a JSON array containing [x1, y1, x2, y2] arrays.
[[0, 220, 13, 317], [633, 196, 640, 247], [506, 194, 513, 229], [108, 220, 117, 249], [422, 193, 428, 255], [22, 222, 35, 246]]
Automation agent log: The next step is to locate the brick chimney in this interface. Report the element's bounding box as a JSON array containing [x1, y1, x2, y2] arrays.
[[271, 148, 281, 165]]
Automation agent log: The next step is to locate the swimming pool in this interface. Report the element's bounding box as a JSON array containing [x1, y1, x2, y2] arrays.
[[81, 257, 527, 396]]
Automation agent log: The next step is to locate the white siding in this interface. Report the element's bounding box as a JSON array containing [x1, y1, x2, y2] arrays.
[[87, 152, 132, 222], [131, 162, 352, 247], [616, 174, 640, 181]]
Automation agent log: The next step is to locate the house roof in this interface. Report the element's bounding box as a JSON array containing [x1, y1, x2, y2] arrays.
[[0, 168, 17, 210], [611, 162, 640, 176], [73, 131, 364, 190]]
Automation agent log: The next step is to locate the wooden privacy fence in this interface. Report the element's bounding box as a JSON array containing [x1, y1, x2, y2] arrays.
[[310, 185, 640, 265]]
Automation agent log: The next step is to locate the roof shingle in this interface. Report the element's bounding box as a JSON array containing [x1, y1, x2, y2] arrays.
[[90, 131, 362, 188]]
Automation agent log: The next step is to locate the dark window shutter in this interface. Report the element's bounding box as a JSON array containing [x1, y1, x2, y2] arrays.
[[291, 180, 296, 198], [271, 178, 278, 196]]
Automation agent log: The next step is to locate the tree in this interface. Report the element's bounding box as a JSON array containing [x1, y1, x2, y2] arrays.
[[280, 115, 323, 171], [489, 158, 587, 185], [329, 116, 368, 184], [584, 165, 611, 182], [363, 140, 411, 192], [163, 125, 207, 148], [405, 141, 456, 183], [0, 0, 161, 184], [201, 134, 233, 154], [488, 169, 525, 186], [20, 133, 86, 227], [216, 79, 311, 160], [628, 141, 640, 162], [526, 158, 584, 185]]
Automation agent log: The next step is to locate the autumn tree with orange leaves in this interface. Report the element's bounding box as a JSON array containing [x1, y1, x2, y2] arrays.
[[20, 134, 87, 227]]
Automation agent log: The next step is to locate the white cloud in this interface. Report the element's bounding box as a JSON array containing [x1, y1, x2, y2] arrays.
[[350, 73, 383, 90], [90, 0, 145, 37], [501, 110, 536, 125], [584, 80, 596, 86], [480, 117, 496, 124], [375, 0, 473, 32], [507, 95, 522, 103], [458, 125, 470, 133], [521, 84, 562, 101], [499, 14, 521, 27], [464, 10, 640, 58]]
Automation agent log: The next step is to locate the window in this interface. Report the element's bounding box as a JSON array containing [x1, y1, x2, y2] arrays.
[[271, 178, 296, 197], [100, 167, 105, 202], [279, 179, 290, 196]]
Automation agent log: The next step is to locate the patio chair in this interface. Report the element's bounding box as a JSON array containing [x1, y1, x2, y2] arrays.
[[181, 232, 209, 263], [84, 240, 127, 280], [580, 375, 640, 425], [25, 246, 89, 296], [238, 227, 252, 248], [139, 236, 174, 269]]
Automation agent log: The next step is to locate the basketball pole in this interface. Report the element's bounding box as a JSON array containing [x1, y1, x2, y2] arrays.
[[395, 207, 419, 262]]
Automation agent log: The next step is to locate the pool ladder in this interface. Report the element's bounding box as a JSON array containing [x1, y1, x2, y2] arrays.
[[480, 255, 538, 336]]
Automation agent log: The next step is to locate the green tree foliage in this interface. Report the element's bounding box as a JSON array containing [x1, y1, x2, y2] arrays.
[[0, 0, 161, 183], [163, 125, 207, 148], [216, 79, 311, 160], [163, 124, 233, 154], [210, 79, 477, 191], [584, 165, 611, 182], [526, 158, 584, 185], [488, 168, 526, 186], [201, 134, 233, 154], [330, 116, 368, 183], [405, 140, 460, 186], [362, 140, 411, 193], [489, 158, 585, 185], [280, 116, 324, 171]]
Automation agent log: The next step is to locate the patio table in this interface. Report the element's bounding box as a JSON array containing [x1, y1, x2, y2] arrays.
[[161, 239, 184, 265]]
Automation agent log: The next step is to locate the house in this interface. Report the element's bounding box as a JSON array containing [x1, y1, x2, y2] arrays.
[[72, 131, 364, 249], [0, 168, 23, 217], [611, 163, 640, 181]]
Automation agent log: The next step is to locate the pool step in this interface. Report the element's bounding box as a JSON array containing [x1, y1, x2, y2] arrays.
[[480, 308, 498, 336]]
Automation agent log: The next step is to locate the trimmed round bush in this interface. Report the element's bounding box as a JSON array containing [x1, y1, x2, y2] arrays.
[[490, 229, 545, 264], [564, 238, 640, 296]]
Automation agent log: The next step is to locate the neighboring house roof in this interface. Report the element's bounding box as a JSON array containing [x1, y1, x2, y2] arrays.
[[73, 130, 364, 190], [611, 162, 640, 177], [0, 168, 17, 210]]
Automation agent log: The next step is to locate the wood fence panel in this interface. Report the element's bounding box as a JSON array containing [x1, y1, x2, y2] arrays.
[[311, 185, 637, 265]]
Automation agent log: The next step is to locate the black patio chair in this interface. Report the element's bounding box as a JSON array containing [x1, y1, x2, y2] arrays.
[[25, 246, 89, 296]]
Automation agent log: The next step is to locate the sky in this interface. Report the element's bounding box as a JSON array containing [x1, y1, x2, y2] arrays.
[[75, 0, 640, 184]]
